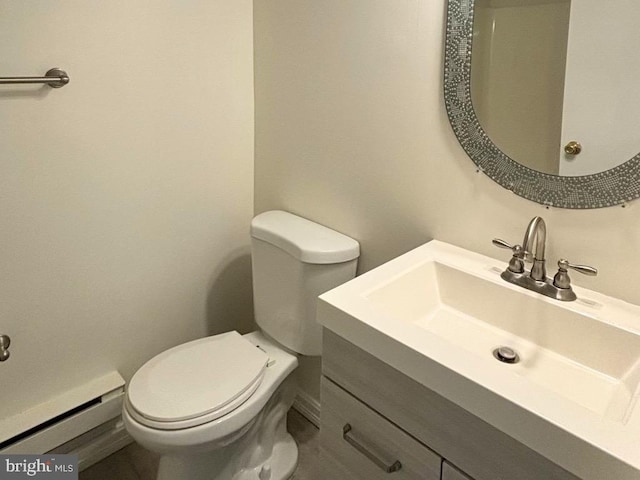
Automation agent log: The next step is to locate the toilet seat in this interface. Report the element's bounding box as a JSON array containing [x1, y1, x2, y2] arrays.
[[126, 331, 269, 430]]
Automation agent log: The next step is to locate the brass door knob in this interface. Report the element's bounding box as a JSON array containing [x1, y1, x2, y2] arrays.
[[564, 141, 582, 155], [0, 334, 10, 362]]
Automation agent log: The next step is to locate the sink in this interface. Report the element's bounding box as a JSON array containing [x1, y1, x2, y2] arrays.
[[366, 259, 640, 422], [318, 240, 640, 479]]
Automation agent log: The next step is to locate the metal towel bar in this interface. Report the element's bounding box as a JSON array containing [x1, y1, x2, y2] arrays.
[[0, 67, 69, 88]]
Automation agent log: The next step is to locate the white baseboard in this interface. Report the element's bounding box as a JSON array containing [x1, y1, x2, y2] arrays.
[[0, 372, 124, 449], [72, 396, 313, 473], [292, 391, 320, 428], [75, 421, 132, 472], [42, 390, 319, 473], [51, 416, 133, 472], [1, 373, 125, 455]]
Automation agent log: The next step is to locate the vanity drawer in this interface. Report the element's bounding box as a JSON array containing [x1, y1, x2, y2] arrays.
[[443, 461, 474, 480], [320, 376, 441, 480]]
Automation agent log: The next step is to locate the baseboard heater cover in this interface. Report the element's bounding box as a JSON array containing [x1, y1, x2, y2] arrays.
[[0, 371, 125, 454]]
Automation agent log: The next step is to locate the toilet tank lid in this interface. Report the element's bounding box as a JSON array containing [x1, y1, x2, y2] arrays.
[[251, 211, 360, 264]]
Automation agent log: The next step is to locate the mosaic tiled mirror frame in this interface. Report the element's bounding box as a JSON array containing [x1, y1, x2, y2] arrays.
[[444, 0, 640, 209]]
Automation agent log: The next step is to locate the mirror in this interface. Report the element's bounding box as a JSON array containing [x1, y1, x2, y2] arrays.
[[444, 0, 640, 208]]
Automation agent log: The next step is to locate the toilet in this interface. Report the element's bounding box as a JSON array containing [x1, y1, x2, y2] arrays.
[[122, 211, 360, 480]]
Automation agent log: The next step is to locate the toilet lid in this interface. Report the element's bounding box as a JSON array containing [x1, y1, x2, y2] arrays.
[[127, 331, 269, 424]]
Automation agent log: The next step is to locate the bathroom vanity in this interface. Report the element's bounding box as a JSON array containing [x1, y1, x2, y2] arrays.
[[317, 240, 640, 480], [319, 330, 575, 480]]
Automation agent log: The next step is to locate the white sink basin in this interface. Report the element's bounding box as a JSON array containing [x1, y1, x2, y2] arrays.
[[319, 240, 640, 480], [367, 259, 640, 422]]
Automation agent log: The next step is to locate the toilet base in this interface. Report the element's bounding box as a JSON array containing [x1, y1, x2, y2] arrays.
[[156, 433, 298, 480], [236, 432, 298, 480], [155, 381, 299, 480]]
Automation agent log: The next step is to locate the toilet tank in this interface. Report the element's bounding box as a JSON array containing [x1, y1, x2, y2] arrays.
[[250, 211, 360, 356]]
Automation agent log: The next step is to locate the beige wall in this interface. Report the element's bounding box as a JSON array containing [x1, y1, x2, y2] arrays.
[[254, 0, 640, 401], [0, 1, 254, 419]]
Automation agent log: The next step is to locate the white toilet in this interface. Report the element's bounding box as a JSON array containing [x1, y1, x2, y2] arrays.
[[122, 211, 359, 480]]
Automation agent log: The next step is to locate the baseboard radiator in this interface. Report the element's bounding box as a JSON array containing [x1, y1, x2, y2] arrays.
[[0, 371, 131, 470], [0, 374, 320, 471]]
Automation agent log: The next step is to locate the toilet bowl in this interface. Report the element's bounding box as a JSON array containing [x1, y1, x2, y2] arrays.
[[123, 211, 359, 480], [123, 332, 298, 480]]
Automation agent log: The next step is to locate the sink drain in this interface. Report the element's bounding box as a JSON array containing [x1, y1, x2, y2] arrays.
[[493, 346, 519, 364]]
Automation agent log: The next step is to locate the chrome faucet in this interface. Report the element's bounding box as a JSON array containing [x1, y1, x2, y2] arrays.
[[521, 216, 546, 281], [493, 216, 597, 301]]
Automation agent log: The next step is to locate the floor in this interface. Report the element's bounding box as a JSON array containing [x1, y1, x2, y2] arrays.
[[79, 409, 319, 480]]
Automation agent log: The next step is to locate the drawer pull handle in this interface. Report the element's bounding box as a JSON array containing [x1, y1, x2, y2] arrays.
[[342, 423, 402, 473]]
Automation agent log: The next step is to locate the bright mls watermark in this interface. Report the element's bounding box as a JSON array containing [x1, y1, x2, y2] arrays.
[[0, 455, 77, 479]]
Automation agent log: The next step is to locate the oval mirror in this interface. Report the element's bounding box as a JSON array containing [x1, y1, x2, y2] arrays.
[[444, 0, 640, 208]]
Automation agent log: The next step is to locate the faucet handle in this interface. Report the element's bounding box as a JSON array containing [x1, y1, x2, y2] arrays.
[[493, 239, 533, 261], [558, 259, 598, 276], [553, 259, 598, 289], [492, 238, 513, 250], [492, 239, 525, 273]]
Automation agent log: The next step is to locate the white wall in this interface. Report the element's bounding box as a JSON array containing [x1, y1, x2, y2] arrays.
[[0, 1, 254, 420], [254, 0, 640, 402]]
